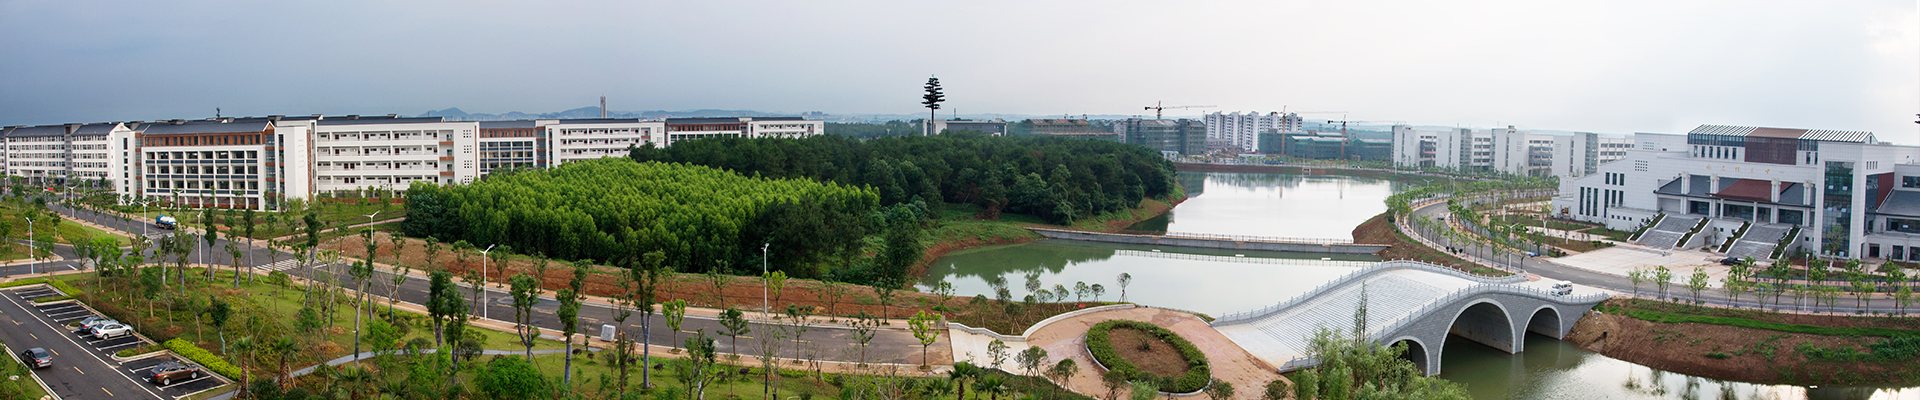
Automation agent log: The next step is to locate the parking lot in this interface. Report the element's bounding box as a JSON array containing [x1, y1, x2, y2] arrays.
[[1, 285, 229, 399]]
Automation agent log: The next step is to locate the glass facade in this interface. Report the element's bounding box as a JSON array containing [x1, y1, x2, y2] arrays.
[[1822, 161, 1854, 257]]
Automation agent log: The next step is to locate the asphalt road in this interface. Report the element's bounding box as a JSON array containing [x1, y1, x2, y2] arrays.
[[1408, 196, 1913, 313], [0, 286, 227, 399], [26, 200, 931, 365]]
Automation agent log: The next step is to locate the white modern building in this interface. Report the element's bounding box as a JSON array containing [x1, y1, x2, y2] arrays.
[[2, 114, 824, 210], [1393, 125, 1628, 177], [1553, 124, 1920, 261], [1204, 111, 1305, 153]]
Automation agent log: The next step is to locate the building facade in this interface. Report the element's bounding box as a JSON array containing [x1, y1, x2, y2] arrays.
[[1115, 118, 1206, 155], [1393, 125, 1627, 177], [1204, 111, 1305, 153], [2, 114, 823, 210], [1551, 124, 1920, 260]]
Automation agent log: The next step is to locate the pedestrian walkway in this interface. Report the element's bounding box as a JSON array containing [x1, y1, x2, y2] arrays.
[[1023, 307, 1286, 399]]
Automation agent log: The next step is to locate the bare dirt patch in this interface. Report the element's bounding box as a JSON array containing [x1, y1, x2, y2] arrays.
[[1568, 304, 1920, 385], [1106, 326, 1193, 378]]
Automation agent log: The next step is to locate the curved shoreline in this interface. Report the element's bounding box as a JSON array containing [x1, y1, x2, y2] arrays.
[[1565, 301, 1920, 386]]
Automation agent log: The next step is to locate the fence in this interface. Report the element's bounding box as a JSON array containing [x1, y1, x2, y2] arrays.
[[1369, 283, 1609, 342], [1209, 260, 1525, 326], [1162, 231, 1353, 245], [1113, 250, 1375, 268]]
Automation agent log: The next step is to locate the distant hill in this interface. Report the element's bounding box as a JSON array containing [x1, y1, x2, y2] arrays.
[[416, 107, 798, 121]]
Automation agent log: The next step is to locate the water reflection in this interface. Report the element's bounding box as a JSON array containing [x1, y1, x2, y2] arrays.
[[917, 239, 1374, 315], [1439, 334, 1917, 400], [1129, 171, 1409, 238]]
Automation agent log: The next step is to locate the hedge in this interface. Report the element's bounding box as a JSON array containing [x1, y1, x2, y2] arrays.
[[0, 278, 49, 289], [1086, 320, 1209, 393], [0, 277, 84, 296], [162, 338, 240, 380], [30, 295, 74, 303]]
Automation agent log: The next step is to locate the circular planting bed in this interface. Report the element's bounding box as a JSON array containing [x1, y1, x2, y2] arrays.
[[1086, 320, 1210, 393]]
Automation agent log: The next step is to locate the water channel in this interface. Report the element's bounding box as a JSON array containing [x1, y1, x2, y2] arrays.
[[922, 170, 1918, 399]]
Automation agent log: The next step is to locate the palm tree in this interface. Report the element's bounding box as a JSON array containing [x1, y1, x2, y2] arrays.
[[231, 337, 256, 393]]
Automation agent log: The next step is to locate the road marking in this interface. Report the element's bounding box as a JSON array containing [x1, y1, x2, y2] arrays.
[[29, 333, 36, 340], [98, 342, 143, 351], [0, 290, 170, 400], [158, 374, 215, 389], [101, 387, 114, 397], [74, 365, 85, 374]]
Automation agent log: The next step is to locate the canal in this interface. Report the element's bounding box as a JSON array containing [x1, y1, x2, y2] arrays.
[[922, 170, 1918, 399]]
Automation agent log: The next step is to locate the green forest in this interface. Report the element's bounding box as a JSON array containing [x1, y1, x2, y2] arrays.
[[402, 159, 878, 277], [628, 132, 1179, 224]]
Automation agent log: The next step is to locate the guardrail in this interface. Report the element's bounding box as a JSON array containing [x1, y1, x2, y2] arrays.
[[1368, 284, 1610, 341], [1209, 260, 1525, 326], [1163, 231, 1354, 245], [1113, 250, 1375, 267]]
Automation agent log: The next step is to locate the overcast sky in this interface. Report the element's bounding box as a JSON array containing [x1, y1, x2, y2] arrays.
[[2, 1, 1915, 141]]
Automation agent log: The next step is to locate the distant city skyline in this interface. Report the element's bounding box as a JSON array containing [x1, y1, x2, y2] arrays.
[[2, 1, 1914, 142]]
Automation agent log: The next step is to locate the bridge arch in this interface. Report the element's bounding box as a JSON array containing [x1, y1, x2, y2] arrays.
[[1386, 336, 1430, 375], [1443, 299, 1517, 354], [1526, 305, 1564, 338]]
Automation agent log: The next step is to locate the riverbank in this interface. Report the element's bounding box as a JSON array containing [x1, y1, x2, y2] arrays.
[[1174, 162, 1452, 185], [911, 194, 1187, 278], [1351, 213, 1505, 276], [1567, 298, 1920, 386]]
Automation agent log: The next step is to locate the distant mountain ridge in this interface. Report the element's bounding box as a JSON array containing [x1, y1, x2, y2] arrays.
[[418, 107, 794, 121]]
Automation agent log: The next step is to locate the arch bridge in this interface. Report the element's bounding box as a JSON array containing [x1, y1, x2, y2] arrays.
[[1211, 260, 1609, 376]]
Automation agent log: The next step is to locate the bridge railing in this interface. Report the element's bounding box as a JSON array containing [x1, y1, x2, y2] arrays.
[[1113, 250, 1375, 267], [1369, 284, 1611, 341], [1163, 231, 1354, 245], [1210, 260, 1526, 326]]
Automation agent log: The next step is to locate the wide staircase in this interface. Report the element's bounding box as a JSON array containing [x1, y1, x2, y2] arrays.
[[1725, 223, 1792, 261], [1634, 215, 1700, 249]]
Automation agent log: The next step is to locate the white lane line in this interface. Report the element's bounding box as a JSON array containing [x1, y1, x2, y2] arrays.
[[157, 374, 215, 389], [0, 293, 169, 400], [96, 341, 144, 351]]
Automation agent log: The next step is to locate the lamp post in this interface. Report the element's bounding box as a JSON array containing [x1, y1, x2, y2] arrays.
[[761, 243, 769, 316], [23, 216, 33, 275], [480, 244, 496, 319]]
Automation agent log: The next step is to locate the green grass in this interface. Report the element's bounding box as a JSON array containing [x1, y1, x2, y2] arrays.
[[0, 340, 52, 400], [1602, 301, 1920, 337], [124, 201, 405, 240]]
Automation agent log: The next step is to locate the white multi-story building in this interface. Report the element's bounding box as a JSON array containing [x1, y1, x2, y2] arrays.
[[1, 114, 824, 210], [1393, 125, 1628, 177], [1204, 112, 1304, 153], [1551, 124, 1920, 261]]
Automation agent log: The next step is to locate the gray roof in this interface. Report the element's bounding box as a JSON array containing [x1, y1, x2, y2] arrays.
[[1876, 190, 1920, 218], [317, 117, 445, 126], [552, 118, 640, 124], [755, 116, 804, 121], [7, 125, 69, 137], [73, 123, 118, 135], [667, 117, 746, 124], [139, 121, 272, 135], [1689, 124, 1875, 144], [478, 120, 537, 129]]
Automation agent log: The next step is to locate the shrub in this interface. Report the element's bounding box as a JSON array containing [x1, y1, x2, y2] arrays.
[[162, 338, 241, 380], [0, 278, 49, 289], [116, 344, 164, 358], [1704, 352, 1731, 359], [1085, 320, 1210, 393], [47, 279, 82, 296], [30, 295, 74, 303]]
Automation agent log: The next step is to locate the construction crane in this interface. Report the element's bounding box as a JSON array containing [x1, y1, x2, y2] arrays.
[[1324, 119, 1405, 160], [1144, 101, 1215, 119]]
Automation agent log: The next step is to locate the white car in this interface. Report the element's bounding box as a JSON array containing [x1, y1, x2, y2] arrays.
[[91, 323, 132, 340], [77, 316, 116, 331]]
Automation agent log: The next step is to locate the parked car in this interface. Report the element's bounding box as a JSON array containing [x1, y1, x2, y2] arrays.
[[1551, 280, 1574, 296], [143, 361, 202, 386], [91, 323, 132, 340], [1719, 257, 1746, 266], [18, 347, 51, 369], [77, 316, 116, 331]]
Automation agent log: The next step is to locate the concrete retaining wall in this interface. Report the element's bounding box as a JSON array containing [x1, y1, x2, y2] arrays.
[[1029, 228, 1388, 254]]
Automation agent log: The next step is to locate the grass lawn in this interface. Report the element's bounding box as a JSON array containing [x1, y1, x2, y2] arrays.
[[0, 339, 52, 400], [118, 201, 406, 240]]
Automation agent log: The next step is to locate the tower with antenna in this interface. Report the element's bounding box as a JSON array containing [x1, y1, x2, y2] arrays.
[[600, 96, 607, 118]]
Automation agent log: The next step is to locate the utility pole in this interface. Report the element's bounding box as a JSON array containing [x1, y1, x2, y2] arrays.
[[922, 76, 945, 136], [481, 244, 496, 319], [761, 243, 770, 316]]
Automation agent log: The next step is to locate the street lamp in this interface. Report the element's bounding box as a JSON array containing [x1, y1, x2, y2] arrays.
[[23, 216, 32, 275], [761, 243, 769, 316], [480, 244, 496, 319]]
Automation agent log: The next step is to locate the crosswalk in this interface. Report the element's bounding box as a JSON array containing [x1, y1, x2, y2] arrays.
[[259, 258, 303, 272]]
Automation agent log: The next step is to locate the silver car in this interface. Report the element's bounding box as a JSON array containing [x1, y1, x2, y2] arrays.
[[77, 316, 116, 331], [91, 323, 132, 340], [18, 347, 50, 369]]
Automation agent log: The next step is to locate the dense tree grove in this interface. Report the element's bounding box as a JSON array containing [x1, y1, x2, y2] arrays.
[[629, 132, 1179, 224], [403, 159, 878, 276]]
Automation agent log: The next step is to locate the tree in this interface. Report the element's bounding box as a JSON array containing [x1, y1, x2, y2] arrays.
[[718, 307, 750, 359], [1128, 380, 1158, 400], [1686, 267, 1711, 305], [1293, 369, 1320, 400], [1047, 358, 1080, 386], [475, 356, 550, 400], [1263, 379, 1291, 400], [1074, 281, 1091, 302], [557, 262, 587, 387], [849, 312, 878, 366], [508, 272, 542, 362], [663, 299, 689, 353], [1654, 265, 1674, 300], [1016, 345, 1049, 377], [349, 260, 375, 360], [704, 269, 729, 308], [427, 270, 457, 347], [1090, 283, 1106, 302], [1626, 268, 1646, 298], [674, 331, 720, 400], [874, 281, 899, 320], [1102, 370, 1129, 400], [908, 310, 942, 367], [950, 362, 982, 400], [231, 336, 256, 395], [1117, 272, 1133, 302], [922, 76, 945, 136], [1204, 378, 1235, 400], [635, 251, 667, 389], [819, 279, 852, 322], [987, 339, 1010, 371], [763, 269, 788, 308], [207, 296, 232, 353]]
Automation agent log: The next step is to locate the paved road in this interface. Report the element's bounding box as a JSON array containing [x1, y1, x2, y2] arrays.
[[0, 286, 227, 399], [1407, 195, 1913, 314], [27, 199, 932, 365]]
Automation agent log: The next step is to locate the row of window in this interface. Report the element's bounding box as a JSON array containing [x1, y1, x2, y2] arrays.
[[147, 150, 260, 160], [148, 180, 261, 190], [148, 165, 260, 175]]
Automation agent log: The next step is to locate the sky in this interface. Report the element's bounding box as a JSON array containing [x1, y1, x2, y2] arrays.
[[2, 0, 1915, 141]]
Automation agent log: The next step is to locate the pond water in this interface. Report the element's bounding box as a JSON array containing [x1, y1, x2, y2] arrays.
[[927, 170, 1918, 399], [1126, 171, 1412, 239]]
